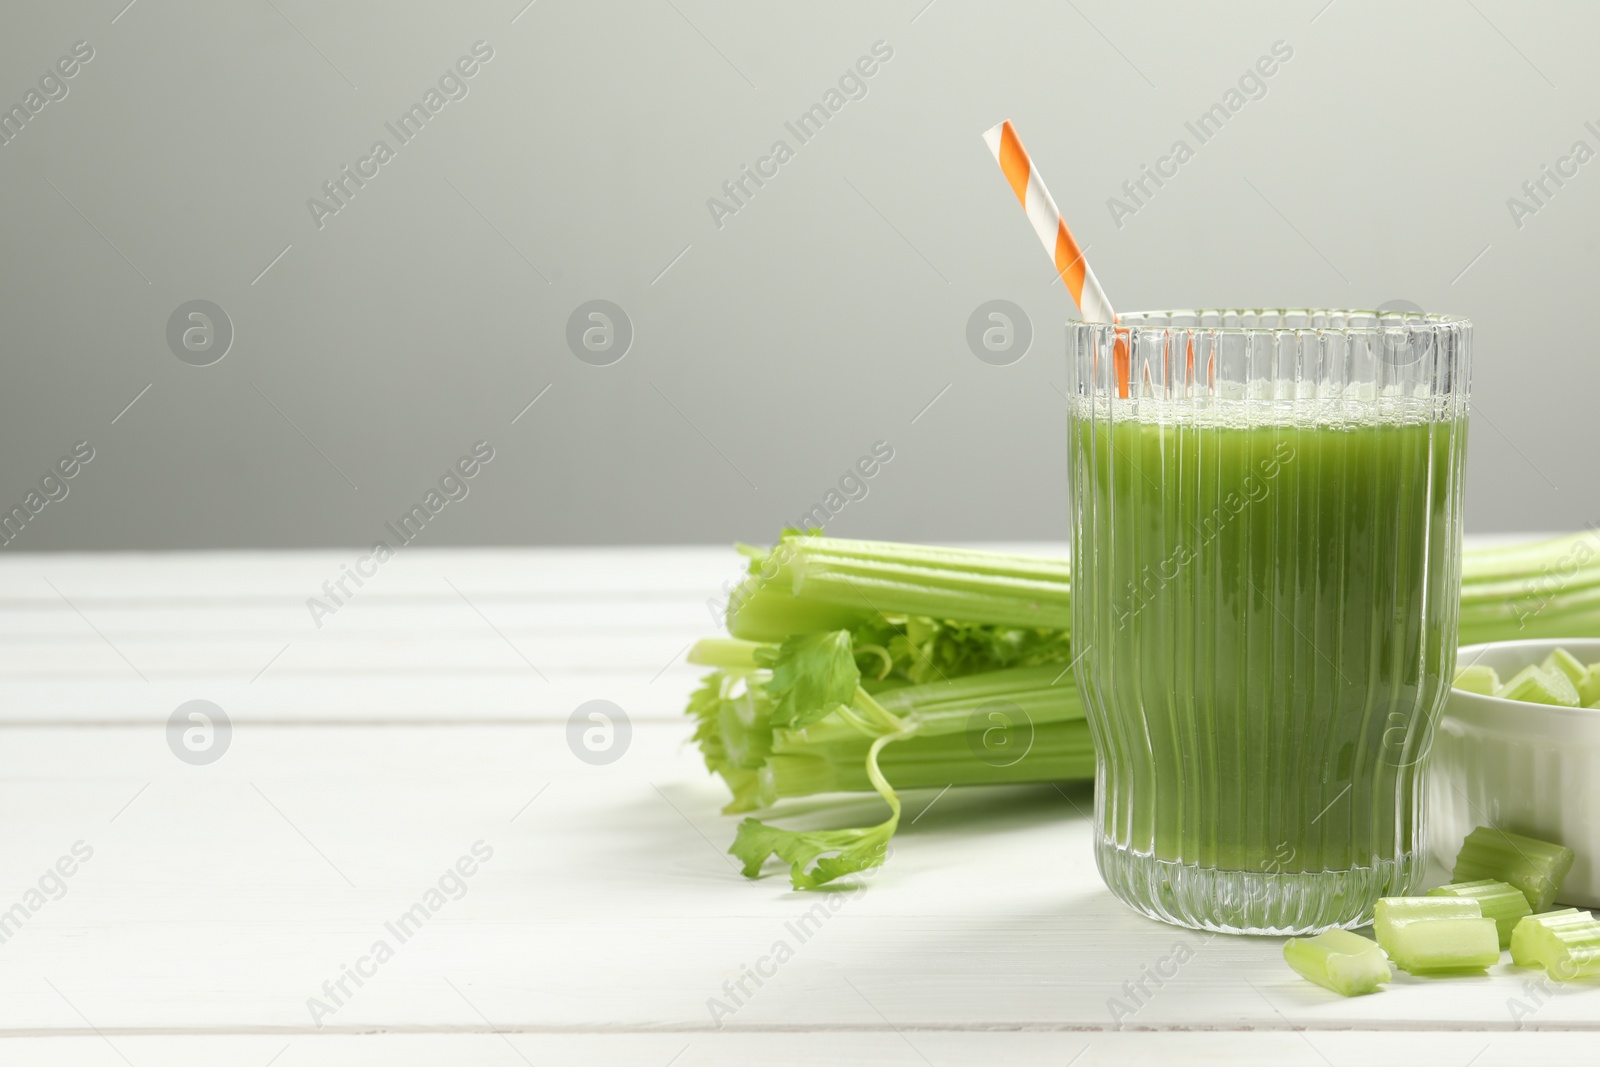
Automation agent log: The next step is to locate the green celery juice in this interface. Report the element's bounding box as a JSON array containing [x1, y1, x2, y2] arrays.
[[1070, 400, 1466, 927]]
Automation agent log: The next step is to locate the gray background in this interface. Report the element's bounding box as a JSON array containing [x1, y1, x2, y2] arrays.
[[1, 0, 1591, 551]]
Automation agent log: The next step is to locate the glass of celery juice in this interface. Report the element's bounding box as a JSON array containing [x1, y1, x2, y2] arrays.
[[1067, 309, 1471, 935]]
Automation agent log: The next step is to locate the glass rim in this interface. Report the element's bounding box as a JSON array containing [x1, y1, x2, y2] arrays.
[[1068, 307, 1472, 335]]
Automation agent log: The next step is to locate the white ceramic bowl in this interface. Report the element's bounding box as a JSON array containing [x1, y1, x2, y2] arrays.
[[1428, 638, 1600, 907]]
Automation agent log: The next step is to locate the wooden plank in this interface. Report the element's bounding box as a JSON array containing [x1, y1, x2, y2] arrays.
[[0, 547, 743, 599], [0, 632, 706, 679], [0, 676, 705, 725], [0, 1031, 1586, 1066], [0, 677, 701, 725], [0, 544, 1055, 607]]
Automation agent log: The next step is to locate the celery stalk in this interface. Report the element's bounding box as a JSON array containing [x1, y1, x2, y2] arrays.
[[1457, 532, 1600, 646], [1428, 880, 1533, 948], [1385, 917, 1501, 974], [1283, 930, 1391, 996], [687, 638, 766, 670], [730, 531, 1600, 652], [1451, 827, 1576, 911], [726, 534, 1072, 640]]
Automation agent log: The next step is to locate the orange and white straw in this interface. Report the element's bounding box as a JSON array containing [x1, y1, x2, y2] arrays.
[[983, 120, 1129, 396]]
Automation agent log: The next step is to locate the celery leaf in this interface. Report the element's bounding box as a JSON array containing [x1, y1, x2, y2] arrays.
[[730, 814, 896, 890], [763, 630, 860, 729]]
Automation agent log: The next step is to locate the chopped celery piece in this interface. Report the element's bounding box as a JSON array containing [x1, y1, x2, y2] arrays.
[[1509, 909, 1600, 979], [1510, 908, 1586, 967], [1428, 880, 1533, 948], [1453, 663, 1499, 695], [1580, 663, 1600, 705], [1373, 895, 1480, 949], [1495, 664, 1580, 707], [1452, 826, 1577, 911], [1546, 920, 1600, 981], [1283, 930, 1391, 996], [1385, 917, 1501, 974], [1542, 648, 1587, 686]]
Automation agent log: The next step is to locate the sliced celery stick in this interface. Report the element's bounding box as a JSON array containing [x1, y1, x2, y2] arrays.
[[1453, 664, 1499, 695], [1510, 908, 1585, 967], [1581, 663, 1600, 705], [1386, 917, 1501, 974], [1283, 929, 1391, 996], [1510, 909, 1592, 969], [1429, 880, 1533, 949], [1548, 668, 1581, 706], [1452, 826, 1577, 911], [1495, 664, 1580, 707], [1546, 918, 1600, 981], [1494, 664, 1545, 700], [1543, 648, 1587, 686], [1374, 895, 1480, 949]]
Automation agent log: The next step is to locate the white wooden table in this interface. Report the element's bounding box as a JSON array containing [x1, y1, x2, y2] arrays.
[[2, 544, 1595, 1066]]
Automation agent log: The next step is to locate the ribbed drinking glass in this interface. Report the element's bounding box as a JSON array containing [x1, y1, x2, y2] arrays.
[[1067, 308, 1471, 934]]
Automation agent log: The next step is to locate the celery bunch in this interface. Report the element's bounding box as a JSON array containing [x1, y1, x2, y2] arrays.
[[686, 533, 1086, 889]]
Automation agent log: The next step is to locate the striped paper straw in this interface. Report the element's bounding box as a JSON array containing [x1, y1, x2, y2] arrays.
[[983, 120, 1129, 396]]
